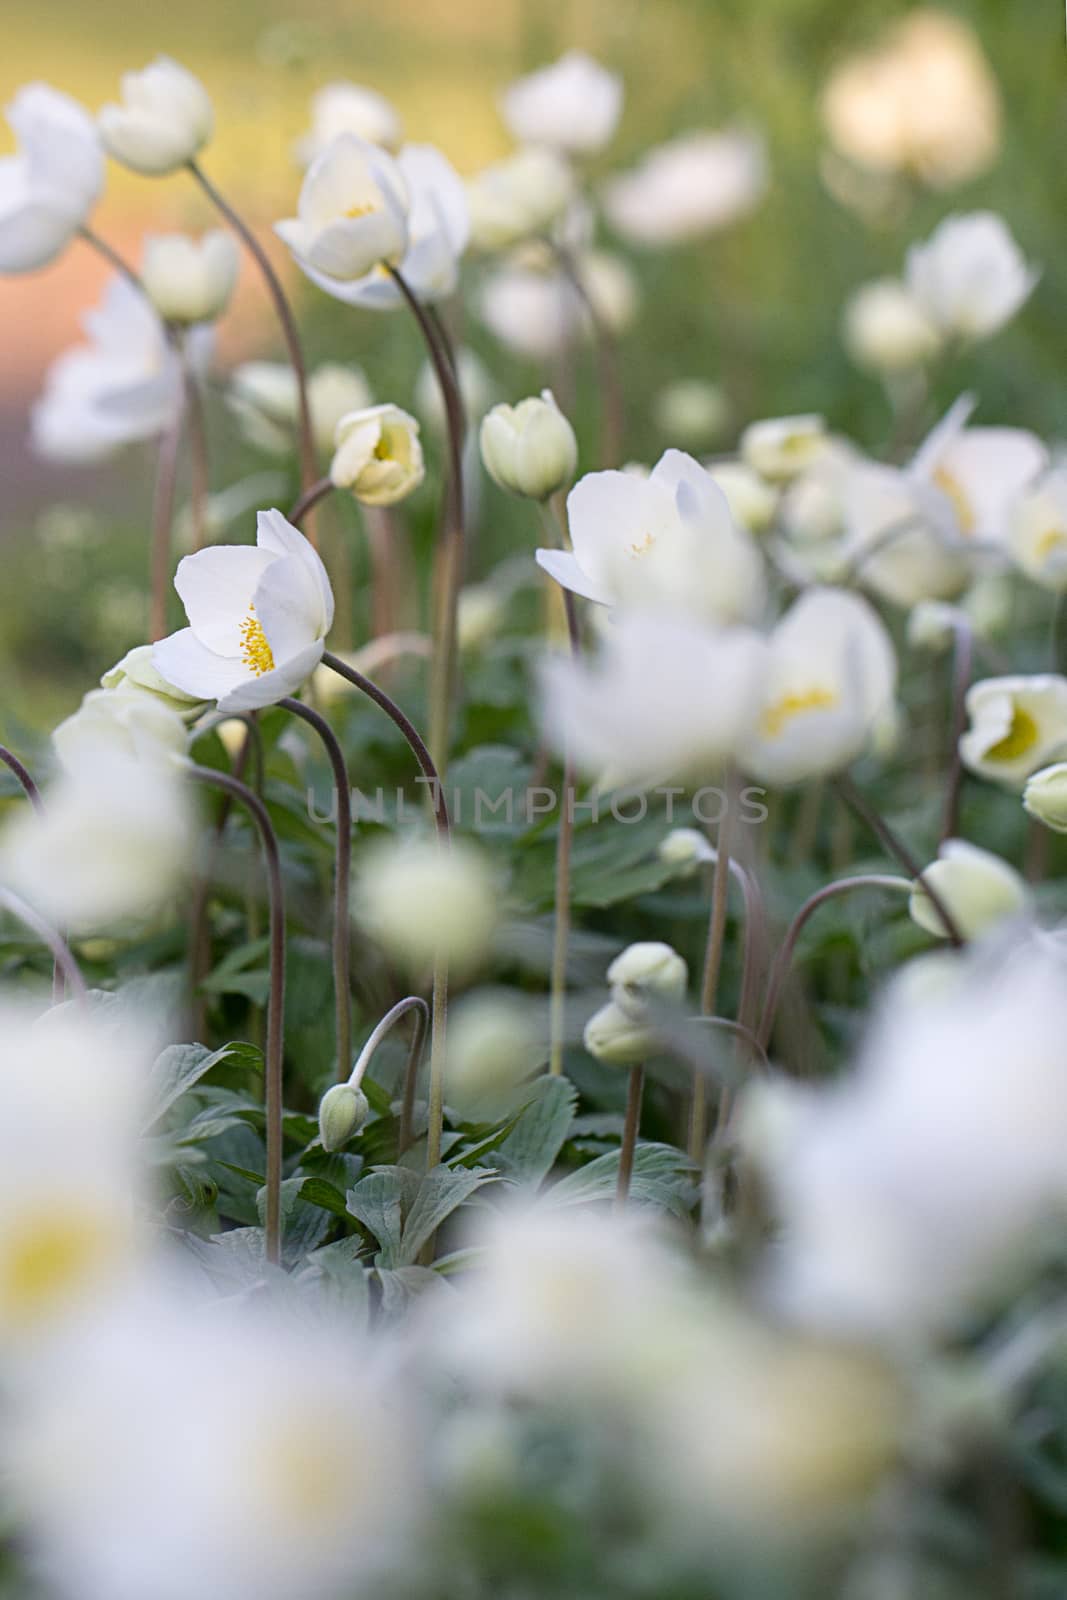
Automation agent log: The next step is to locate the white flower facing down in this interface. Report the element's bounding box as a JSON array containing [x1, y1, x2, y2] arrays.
[[608, 941, 688, 1013], [500, 51, 622, 156], [1008, 467, 1067, 591], [141, 229, 238, 324], [536, 450, 765, 625], [153, 509, 334, 713], [1024, 763, 1067, 833], [330, 404, 425, 506], [98, 56, 214, 175], [294, 81, 403, 167], [705, 462, 779, 535], [466, 147, 575, 253], [959, 675, 1067, 789], [909, 839, 1030, 941], [906, 213, 1038, 344], [228, 360, 373, 459], [0, 84, 103, 274], [740, 415, 827, 484], [603, 130, 767, 247], [739, 587, 897, 787], [540, 610, 769, 789], [275, 133, 410, 286]]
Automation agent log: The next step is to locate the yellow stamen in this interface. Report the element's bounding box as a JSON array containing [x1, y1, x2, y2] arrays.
[[1034, 527, 1067, 565], [2, 1210, 116, 1327], [761, 686, 838, 738], [933, 466, 975, 536], [239, 606, 276, 677], [985, 705, 1039, 763], [627, 531, 657, 558], [344, 201, 376, 219]]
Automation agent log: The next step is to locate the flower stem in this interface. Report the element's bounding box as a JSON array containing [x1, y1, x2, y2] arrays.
[[941, 620, 974, 846], [289, 477, 335, 529], [689, 788, 736, 1164], [187, 159, 317, 521], [77, 224, 143, 290], [387, 267, 466, 776], [835, 772, 964, 947], [280, 698, 351, 1083], [757, 874, 911, 1052], [0, 745, 42, 811], [184, 365, 210, 552], [616, 1063, 645, 1207], [341, 995, 430, 1156], [149, 384, 186, 642], [188, 763, 286, 1265], [0, 886, 87, 1004]]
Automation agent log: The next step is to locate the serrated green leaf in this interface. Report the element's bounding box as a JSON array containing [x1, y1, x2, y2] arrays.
[[345, 1166, 419, 1268], [494, 1075, 578, 1185], [398, 1164, 500, 1265], [144, 1041, 262, 1131]]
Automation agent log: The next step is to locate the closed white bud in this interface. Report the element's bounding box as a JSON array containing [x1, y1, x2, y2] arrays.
[[101, 645, 208, 721], [843, 278, 941, 375], [653, 380, 730, 449], [457, 584, 505, 652], [466, 147, 575, 253], [330, 404, 425, 506], [583, 1000, 657, 1066], [480, 390, 577, 501], [607, 941, 688, 1016], [706, 461, 778, 534], [740, 415, 827, 483], [99, 57, 214, 175], [657, 827, 715, 876], [141, 230, 238, 324], [1023, 763, 1067, 833], [909, 840, 1029, 941], [907, 600, 961, 654], [357, 836, 498, 976], [318, 1083, 369, 1151]]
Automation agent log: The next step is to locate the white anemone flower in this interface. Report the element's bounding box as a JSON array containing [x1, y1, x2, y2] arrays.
[[1008, 467, 1067, 591], [275, 133, 410, 285], [536, 449, 766, 625], [52, 690, 189, 774], [539, 610, 769, 788], [907, 394, 1047, 548], [500, 51, 622, 156], [294, 81, 403, 165], [0, 84, 103, 273], [152, 509, 334, 713], [295, 144, 468, 309], [905, 212, 1038, 343], [909, 839, 1029, 942], [959, 674, 1067, 789], [98, 56, 214, 176], [740, 587, 897, 787], [603, 129, 766, 246], [466, 146, 575, 253]]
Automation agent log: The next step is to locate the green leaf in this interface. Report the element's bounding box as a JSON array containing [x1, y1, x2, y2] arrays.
[[298, 1176, 351, 1219], [545, 1142, 698, 1218], [494, 1075, 578, 1185], [398, 1164, 500, 1265], [144, 1041, 262, 1131], [345, 1166, 418, 1268]]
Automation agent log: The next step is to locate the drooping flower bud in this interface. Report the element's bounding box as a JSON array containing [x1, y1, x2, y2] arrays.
[[318, 1082, 369, 1152], [142, 230, 239, 325], [909, 839, 1029, 941], [582, 1000, 657, 1066], [1023, 762, 1067, 834], [657, 827, 715, 876]]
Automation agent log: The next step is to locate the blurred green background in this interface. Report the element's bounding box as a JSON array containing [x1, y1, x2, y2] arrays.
[[1, 0, 1065, 732]]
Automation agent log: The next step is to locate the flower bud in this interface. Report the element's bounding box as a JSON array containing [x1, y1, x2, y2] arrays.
[[330, 404, 425, 506], [141, 230, 238, 325], [466, 147, 575, 253], [99, 56, 214, 175], [705, 462, 778, 535], [318, 1082, 369, 1151], [607, 941, 688, 1016], [1023, 762, 1067, 833], [101, 645, 208, 721], [653, 380, 730, 450], [907, 600, 961, 655], [740, 414, 827, 484], [583, 1000, 657, 1066], [480, 390, 577, 501], [356, 836, 498, 976], [657, 827, 715, 876], [843, 278, 941, 375], [909, 839, 1029, 941]]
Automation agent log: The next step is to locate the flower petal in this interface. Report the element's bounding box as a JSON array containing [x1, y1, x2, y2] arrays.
[[174, 545, 275, 654]]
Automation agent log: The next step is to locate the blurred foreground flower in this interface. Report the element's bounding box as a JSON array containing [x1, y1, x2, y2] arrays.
[[1009, 467, 1067, 590], [604, 129, 766, 246], [356, 834, 498, 976], [229, 359, 372, 459], [466, 146, 574, 253], [500, 51, 622, 156], [0, 84, 102, 273], [98, 56, 213, 174], [141, 229, 238, 324], [843, 278, 941, 375]]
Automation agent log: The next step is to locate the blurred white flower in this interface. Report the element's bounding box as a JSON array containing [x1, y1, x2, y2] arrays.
[[777, 446, 855, 546], [480, 389, 577, 501], [141, 229, 238, 324], [1023, 762, 1067, 833], [604, 129, 766, 246], [294, 81, 403, 165], [540, 610, 768, 788], [906, 213, 1038, 343], [909, 839, 1030, 941], [228, 360, 373, 459], [578, 248, 639, 333], [740, 587, 897, 787], [740, 414, 827, 484], [843, 278, 941, 375], [0, 84, 103, 273], [705, 461, 778, 535], [906, 397, 1047, 548], [657, 826, 715, 875], [478, 255, 580, 357], [98, 56, 213, 175], [52, 690, 188, 774], [153, 509, 334, 713], [456, 582, 506, 652], [839, 457, 969, 609], [466, 146, 575, 252], [100, 644, 209, 721], [537, 449, 765, 624], [275, 133, 409, 284], [444, 990, 542, 1109], [32, 276, 206, 464], [959, 674, 1067, 789], [330, 403, 425, 505], [906, 599, 963, 654], [653, 379, 730, 449], [500, 51, 622, 156], [1008, 467, 1067, 591], [356, 835, 498, 976]]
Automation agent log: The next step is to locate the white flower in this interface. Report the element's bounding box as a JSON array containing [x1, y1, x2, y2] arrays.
[[330, 404, 425, 505], [0, 84, 103, 273], [583, 999, 658, 1064], [466, 146, 575, 253], [478, 255, 581, 358], [1024, 763, 1067, 833], [480, 389, 577, 501], [1008, 467, 1067, 591], [907, 396, 1048, 548], [777, 447, 854, 545], [740, 587, 897, 787], [540, 610, 768, 788], [705, 462, 778, 535], [843, 278, 941, 375], [607, 941, 688, 1012], [603, 129, 766, 246], [740, 414, 827, 483], [536, 449, 765, 624], [294, 81, 403, 166], [653, 379, 729, 449], [98, 56, 213, 175], [500, 51, 622, 156], [909, 839, 1030, 941], [444, 990, 542, 1109], [356, 835, 498, 976], [906, 213, 1038, 343], [959, 675, 1067, 789], [31, 276, 206, 464], [141, 229, 238, 324], [657, 827, 715, 875], [0, 750, 195, 931], [153, 509, 334, 713], [52, 690, 189, 774], [228, 360, 373, 459], [839, 458, 969, 609], [294, 144, 468, 309], [100, 644, 209, 721], [275, 133, 409, 285]]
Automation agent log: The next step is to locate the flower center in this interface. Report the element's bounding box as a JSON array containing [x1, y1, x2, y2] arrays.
[[2, 1209, 116, 1328], [761, 686, 839, 738], [239, 606, 276, 677], [933, 466, 975, 536], [986, 705, 1039, 763], [1034, 527, 1067, 566], [627, 531, 657, 558], [344, 201, 377, 219]]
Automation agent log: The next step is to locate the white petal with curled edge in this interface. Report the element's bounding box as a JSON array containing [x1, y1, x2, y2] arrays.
[[174, 545, 275, 655], [534, 547, 612, 605]]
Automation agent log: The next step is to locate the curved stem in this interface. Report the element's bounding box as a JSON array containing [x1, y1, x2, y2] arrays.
[[187, 159, 317, 515], [835, 772, 964, 948], [941, 620, 974, 846], [341, 995, 429, 1158], [689, 784, 737, 1164], [188, 764, 286, 1265], [0, 745, 42, 811], [616, 1063, 645, 1207], [149, 386, 186, 642], [387, 266, 466, 775], [289, 477, 334, 529], [184, 366, 210, 552], [280, 698, 351, 1082], [0, 886, 87, 1003], [757, 875, 910, 1052], [77, 224, 143, 290]]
